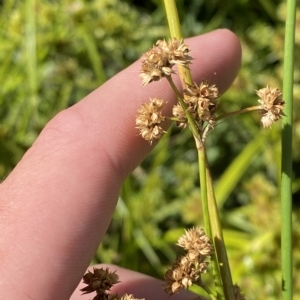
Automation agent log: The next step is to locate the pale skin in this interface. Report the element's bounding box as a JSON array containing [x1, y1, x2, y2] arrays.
[[0, 29, 241, 300]]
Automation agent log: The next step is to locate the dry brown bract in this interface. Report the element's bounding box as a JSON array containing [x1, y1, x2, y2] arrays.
[[256, 86, 285, 128], [136, 97, 166, 144], [140, 38, 191, 86]]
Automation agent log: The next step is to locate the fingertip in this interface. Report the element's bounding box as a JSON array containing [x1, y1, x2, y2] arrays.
[[188, 29, 242, 93]]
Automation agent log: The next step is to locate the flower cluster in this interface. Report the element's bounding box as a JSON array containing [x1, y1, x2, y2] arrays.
[[256, 86, 285, 128], [183, 80, 219, 126], [140, 38, 191, 86], [81, 267, 119, 300], [80, 268, 143, 300], [136, 97, 166, 144], [164, 227, 213, 295]]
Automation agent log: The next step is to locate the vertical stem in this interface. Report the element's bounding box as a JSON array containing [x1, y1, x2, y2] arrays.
[[163, 0, 192, 86], [166, 77, 200, 140], [281, 0, 296, 299], [206, 165, 235, 300], [198, 146, 224, 300], [164, 1, 232, 298], [198, 146, 210, 234]]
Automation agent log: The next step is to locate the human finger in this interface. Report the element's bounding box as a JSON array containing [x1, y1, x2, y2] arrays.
[[0, 29, 241, 299]]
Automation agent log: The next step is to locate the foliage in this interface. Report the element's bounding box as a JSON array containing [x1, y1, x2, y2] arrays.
[[1, 0, 300, 299]]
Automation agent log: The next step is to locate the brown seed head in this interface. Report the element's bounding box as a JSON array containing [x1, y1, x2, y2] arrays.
[[172, 104, 188, 128], [140, 38, 191, 86], [256, 86, 285, 128], [81, 268, 120, 297], [157, 38, 192, 66], [164, 256, 194, 295], [177, 227, 213, 257], [183, 81, 219, 124], [164, 254, 202, 295], [136, 97, 166, 144]]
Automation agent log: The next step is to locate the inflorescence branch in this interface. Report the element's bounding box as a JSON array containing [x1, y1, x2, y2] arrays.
[[136, 38, 285, 146]]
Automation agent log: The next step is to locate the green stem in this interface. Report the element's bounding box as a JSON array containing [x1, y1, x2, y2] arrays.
[[166, 76, 200, 141], [281, 0, 296, 299], [198, 146, 210, 234], [198, 146, 224, 300], [198, 280, 218, 300], [163, 0, 192, 85], [206, 163, 235, 300], [215, 106, 261, 122]]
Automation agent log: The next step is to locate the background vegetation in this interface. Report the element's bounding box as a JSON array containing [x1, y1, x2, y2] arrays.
[[0, 0, 299, 299]]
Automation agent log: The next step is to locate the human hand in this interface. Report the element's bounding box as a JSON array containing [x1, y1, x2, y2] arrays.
[[0, 29, 241, 300]]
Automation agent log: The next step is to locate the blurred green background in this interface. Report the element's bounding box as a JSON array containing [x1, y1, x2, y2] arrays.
[[1, 0, 300, 299]]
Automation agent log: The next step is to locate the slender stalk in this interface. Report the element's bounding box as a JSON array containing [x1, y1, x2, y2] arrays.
[[197, 280, 218, 300], [206, 165, 235, 300], [164, 1, 230, 298], [281, 0, 296, 299], [215, 106, 261, 122], [166, 76, 200, 140], [198, 146, 224, 300], [163, 0, 192, 86], [198, 146, 210, 235]]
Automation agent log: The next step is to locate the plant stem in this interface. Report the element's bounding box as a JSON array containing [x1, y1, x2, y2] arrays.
[[198, 146, 224, 300], [206, 163, 235, 300], [281, 0, 296, 299], [164, 1, 232, 298], [215, 106, 261, 122], [198, 146, 210, 234], [166, 76, 200, 141], [197, 279, 218, 300], [163, 0, 192, 86]]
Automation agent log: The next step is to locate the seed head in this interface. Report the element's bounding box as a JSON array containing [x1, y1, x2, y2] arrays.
[[164, 228, 212, 295], [164, 256, 196, 295], [256, 86, 285, 128], [158, 38, 191, 66], [140, 38, 191, 86], [80, 267, 119, 298], [172, 104, 188, 129], [136, 97, 166, 144], [183, 81, 219, 124], [177, 227, 213, 257]]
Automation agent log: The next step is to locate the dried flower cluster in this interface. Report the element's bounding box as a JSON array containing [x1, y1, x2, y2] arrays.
[[183, 80, 219, 126], [80, 268, 143, 300], [164, 227, 213, 295], [140, 38, 191, 86], [135, 97, 166, 143], [137, 38, 285, 144], [137, 38, 220, 143], [257, 86, 285, 128]]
